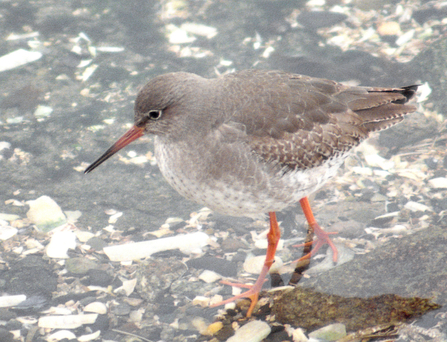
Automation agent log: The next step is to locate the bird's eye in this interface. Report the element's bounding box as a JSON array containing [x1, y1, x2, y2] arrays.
[[148, 110, 162, 120]]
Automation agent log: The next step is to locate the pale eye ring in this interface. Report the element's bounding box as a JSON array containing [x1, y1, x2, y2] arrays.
[[148, 110, 162, 120]]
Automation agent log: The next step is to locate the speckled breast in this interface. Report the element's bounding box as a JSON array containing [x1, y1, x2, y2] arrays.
[[154, 137, 348, 218]]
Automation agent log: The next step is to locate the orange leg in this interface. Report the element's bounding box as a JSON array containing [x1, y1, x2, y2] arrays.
[[295, 197, 338, 262], [210, 212, 281, 317]]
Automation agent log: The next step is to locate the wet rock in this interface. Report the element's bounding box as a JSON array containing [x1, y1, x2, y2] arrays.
[[186, 256, 237, 277], [83, 269, 113, 287], [271, 287, 439, 331], [301, 226, 447, 305]]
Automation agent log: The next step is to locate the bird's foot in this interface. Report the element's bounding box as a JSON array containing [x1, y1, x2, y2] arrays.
[[210, 271, 269, 317], [294, 223, 338, 262]]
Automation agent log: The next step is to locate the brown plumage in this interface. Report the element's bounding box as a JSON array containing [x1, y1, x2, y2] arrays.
[[85, 69, 418, 317]]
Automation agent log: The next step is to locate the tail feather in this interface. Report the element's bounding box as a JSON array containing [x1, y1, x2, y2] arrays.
[[349, 85, 419, 133]]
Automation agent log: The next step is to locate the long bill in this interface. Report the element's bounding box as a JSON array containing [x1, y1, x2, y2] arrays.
[[84, 125, 144, 174]]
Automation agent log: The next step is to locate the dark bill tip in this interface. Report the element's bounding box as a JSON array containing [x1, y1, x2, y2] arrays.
[[84, 125, 144, 174]]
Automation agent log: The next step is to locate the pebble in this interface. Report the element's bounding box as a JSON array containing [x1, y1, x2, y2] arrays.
[[85, 269, 112, 286], [26, 196, 67, 232], [203, 321, 223, 335], [198, 270, 222, 283], [428, 177, 447, 189], [65, 257, 98, 274], [33, 105, 53, 118], [226, 320, 271, 342], [308, 323, 346, 341], [377, 22, 401, 36]]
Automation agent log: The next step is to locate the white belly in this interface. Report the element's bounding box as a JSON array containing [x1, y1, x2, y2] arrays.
[[154, 137, 347, 218]]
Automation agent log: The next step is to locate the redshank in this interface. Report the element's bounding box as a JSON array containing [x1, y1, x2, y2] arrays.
[[85, 69, 418, 316]]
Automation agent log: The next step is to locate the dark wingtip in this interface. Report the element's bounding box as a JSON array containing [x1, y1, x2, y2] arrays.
[[392, 84, 419, 104], [402, 84, 419, 99]]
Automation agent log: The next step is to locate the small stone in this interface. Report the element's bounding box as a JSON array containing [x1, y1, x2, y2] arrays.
[[187, 256, 237, 277], [308, 323, 346, 341], [205, 321, 223, 335], [26, 196, 67, 232], [198, 270, 221, 283], [85, 237, 108, 251], [377, 22, 401, 36], [33, 105, 53, 118], [227, 320, 271, 342], [86, 269, 112, 286], [65, 257, 98, 274], [428, 177, 447, 189]]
